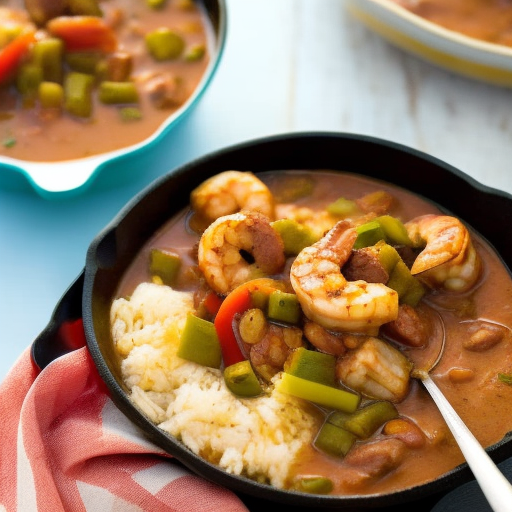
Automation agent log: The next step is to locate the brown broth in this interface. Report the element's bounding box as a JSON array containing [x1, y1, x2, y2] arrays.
[[392, 0, 512, 47], [0, 0, 213, 162], [116, 170, 512, 496]]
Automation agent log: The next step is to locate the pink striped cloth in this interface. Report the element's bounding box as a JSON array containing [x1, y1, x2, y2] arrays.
[[0, 322, 250, 512]]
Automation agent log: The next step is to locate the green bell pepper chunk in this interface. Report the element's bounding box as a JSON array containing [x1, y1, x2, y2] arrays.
[[328, 400, 398, 439], [284, 347, 336, 387], [294, 477, 334, 494], [375, 215, 414, 246], [314, 421, 356, 458], [327, 197, 360, 217], [354, 220, 386, 249], [177, 314, 222, 369], [271, 218, 318, 255], [267, 290, 301, 324], [150, 248, 181, 286], [224, 360, 262, 397]]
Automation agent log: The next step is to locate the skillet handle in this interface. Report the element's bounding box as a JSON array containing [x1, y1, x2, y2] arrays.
[[31, 270, 86, 371]]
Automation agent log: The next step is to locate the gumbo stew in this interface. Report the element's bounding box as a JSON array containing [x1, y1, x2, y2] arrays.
[[110, 169, 512, 496], [0, 0, 213, 162]]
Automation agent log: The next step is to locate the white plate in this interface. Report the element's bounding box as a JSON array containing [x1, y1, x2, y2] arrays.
[[345, 0, 512, 87]]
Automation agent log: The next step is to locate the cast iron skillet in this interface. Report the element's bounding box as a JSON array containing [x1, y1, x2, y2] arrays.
[[79, 132, 512, 509]]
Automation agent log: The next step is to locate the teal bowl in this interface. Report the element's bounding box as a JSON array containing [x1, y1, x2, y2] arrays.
[[0, 0, 227, 200]]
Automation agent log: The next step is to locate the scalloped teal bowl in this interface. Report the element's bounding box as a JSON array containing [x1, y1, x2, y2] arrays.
[[0, 0, 226, 200]]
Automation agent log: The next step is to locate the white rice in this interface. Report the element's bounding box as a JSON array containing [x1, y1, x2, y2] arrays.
[[111, 282, 317, 488]]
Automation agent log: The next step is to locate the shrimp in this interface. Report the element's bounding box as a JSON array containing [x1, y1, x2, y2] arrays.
[[290, 220, 399, 335], [198, 211, 285, 295], [190, 170, 276, 226], [405, 214, 481, 292]]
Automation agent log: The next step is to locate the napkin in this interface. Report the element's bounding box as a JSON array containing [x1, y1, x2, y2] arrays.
[[0, 319, 250, 512]]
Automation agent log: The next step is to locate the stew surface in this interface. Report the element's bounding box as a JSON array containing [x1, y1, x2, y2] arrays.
[[0, 0, 213, 162], [111, 170, 512, 496], [393, 0, 512, 47]]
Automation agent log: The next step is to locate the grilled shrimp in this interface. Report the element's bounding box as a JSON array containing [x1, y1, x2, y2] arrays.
[[290, 220, 399, 335], [198, 211, 286, 295], [190, 170, 276, 226], [405, 214, 481, 292]]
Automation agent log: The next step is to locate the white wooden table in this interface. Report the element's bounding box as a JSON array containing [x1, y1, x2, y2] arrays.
[[2, 0, 512, 380]]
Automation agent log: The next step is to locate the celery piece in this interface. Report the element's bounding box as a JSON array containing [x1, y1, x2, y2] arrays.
[[354, 220, 386, 249], [177, 314, 222, 368], [99, 81, 139, 104], [38, 81, 64, 109], [294, 477, 334, 494], [376, 215, 414, 246], [328, 401, 398, 439], [271, 218, 318, 255], [145, 28, 185, 61], [267, 290, 301, 324], [32, 38, 63, 83], [314, 422, 356, 458], [224, 360, 262, 397], [327, 197, 360, 217], [65, 52, 102, 74], [276, 372, 360, 412], [149, 248, 181, 286], [285, 347, 336, 387], [64, 72, 94, 118], [16, 64, 43, 97]]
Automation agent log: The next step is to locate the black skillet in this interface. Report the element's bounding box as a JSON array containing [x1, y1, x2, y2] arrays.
[[33, 132, 512, 511]]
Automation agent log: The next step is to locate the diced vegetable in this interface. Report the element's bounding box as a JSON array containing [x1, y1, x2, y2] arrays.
[[276, 372, 360, 412], [47, 16, 118, 53], [294, 477, 334, 494], [314, 422, 356, 458], [68, 0, 103, 16], [267, 290, 301, 324], [354, 220, 386, 249], [38, 81, 64, 108], [149, 248, 181, 286], [32, 38, 64, 83], [387, 260, 425, 307], [375, 215, 414, 246], [64, 71, 94, 117], [214, 278, 281, 367], [119, 106, 143, 121], [16, 64, 42, 98], [0, 31, 37, 85], [99, 81, 139, 104], [177, 314, 222, 368], [184, 43, 206, 62], [223, 360, 263, 397], [327, 197, 360, 217], [327, 401, 398, 439], [145, 28, 185, 61], [271, 218, 318, 255], [238, 308, 267, 345], [65, 51, 103, 74], [284, 347, 336, 387]]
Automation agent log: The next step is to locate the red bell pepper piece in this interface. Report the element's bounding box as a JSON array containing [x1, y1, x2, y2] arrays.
[[0, 31, 37, 84], [214, 278, 282, 368], [47, 16, 117, 53]]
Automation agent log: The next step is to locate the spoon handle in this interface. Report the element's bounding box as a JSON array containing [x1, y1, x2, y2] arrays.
[[422, 375, 512, 512]]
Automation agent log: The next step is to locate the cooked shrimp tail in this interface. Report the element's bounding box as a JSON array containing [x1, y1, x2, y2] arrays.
[[290, 220, 399, 335], [198, 211, 286, 295], [405, 214, 481, 292], [190, 170, 276, 228]]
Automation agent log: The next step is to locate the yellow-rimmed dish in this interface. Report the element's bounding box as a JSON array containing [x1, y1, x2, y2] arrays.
[[345, 0, 512, 87]]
